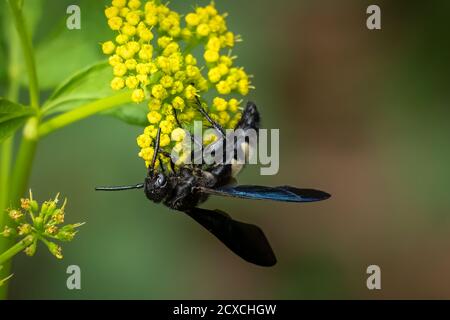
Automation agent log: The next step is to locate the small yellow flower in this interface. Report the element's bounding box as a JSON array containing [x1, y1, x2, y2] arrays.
[[108, 54, 122, 66], [139, 146, 155, 161], [228, 98, 241, 112], [151, 84, 167, 100], [216, 80, 231, 95], [112, 0, 126, 8], [108, 16, 123, 30], [171, 128, 186, 142], [105, 6, 119, 19], [125, 76, 139, 89], [157, 36, 172, 49], [159, 134, 171, 147], [147, 111, 162, 124], [213, 97, 227, 111], [184, 85, 198, 100], [18, 223, 31, 236], [125, 58, 137, 70], [148, 99, 162, 111], [21, 198, 31, 210], [111, 77, 125, 90], [196, 23, 210, 37], [204, 50, 219, 63], [113, 63, 127, 77], [8, 209, 23, 221], [136, 74, 149, 86], [160, 75, 174, 88], [102, 41, 116, 55], [144, 125, 158, 138], [137, 134, 152, 148], [139, 28, 153, 41], [185, 13, 200, 26], [206, 37, 221, 51], [159, 120, 174, 134], [172, 96, 185, 111], [128, 0, 141, 10], [132, 88, 145, 103]]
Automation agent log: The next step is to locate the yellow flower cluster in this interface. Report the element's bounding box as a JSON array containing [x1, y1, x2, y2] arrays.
[[103, 0, 253, 168]]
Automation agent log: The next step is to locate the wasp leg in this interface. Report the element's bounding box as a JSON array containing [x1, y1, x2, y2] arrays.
[[194, 96, 225, 138]]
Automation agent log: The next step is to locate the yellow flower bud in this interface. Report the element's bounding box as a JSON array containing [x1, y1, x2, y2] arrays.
[[137, 134, 152, 148], [172, 96, 185, 111], [185, 13, 200, 26], [216, 80, 231, 95], [204, 50, 219, 63], [151, 84, 167, 100], [125, 59, 137, 70], [157, 36, 172, 49], [136, 74, 149, 86], [159, 134, 171, 147], [213, 97, 227, 111], [148, 99, 162, 111], [207, 37, 221, 51], [132, 88, 145, 103], [196, 23, 210, 37], [147, 111, 162, 124], [109, 54, 123, 66], [115, 34, 129, 44], [139, 28, 154, 41], [228, 98, 240, 113], [171, 128, 186, 142], [125, 76, 139, 89], [112, 0, 126, 8], [144, 125, 158, 138], [159, 75, 173, 88], [105, 6, 119, 19], [122, 23, 137, 36], [128, 0, 141, 10], [184, 85, 198, 100], [113, 63, 127, 77], [208, 67, 222, 83], [159, 120, 173, 134], [102, 41, 116, 55], [108, 17, 123, 30], [110, 77, 125, 90]]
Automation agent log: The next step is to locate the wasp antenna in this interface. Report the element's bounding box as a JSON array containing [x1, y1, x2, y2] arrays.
[[95, 184, 144, 191], [148, 128, 161, 176]]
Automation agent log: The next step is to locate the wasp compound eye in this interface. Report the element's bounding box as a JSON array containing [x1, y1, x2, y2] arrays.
[[156, 173, 167, 187]]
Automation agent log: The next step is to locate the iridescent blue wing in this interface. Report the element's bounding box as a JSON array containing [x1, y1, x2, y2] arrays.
[[184, 208, 276, 267], [197, 185, 331, 203]]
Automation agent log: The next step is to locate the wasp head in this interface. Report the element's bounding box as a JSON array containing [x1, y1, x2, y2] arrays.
[[144, 173, 170, 203]]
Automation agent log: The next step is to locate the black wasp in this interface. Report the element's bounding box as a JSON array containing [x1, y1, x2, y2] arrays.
[[96, 100, 330, 266]]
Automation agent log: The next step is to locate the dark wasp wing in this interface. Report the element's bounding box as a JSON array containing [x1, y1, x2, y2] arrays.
[[196, 185, 331, 203], [184, 207, 277, 267]]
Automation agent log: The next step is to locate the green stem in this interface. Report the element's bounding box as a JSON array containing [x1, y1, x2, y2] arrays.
[[7, 0, 40, 110], [0, 139, 13, 219], [10, 120, 38, 205], [0, 236, 34, 265], [38, 91, 132, 138], [1, 0, 40, 299]]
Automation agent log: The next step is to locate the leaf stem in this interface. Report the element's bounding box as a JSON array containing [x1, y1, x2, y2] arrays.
[[38, 91, 132, 138], [7, 0, 40, 110], [0, 236, 34, 266]]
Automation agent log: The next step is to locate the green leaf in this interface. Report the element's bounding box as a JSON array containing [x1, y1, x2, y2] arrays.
[[30, 28, 100, 90], [42, 61, 149, 126], [0, 98, 35, 142], [42, 61, 116, 114]]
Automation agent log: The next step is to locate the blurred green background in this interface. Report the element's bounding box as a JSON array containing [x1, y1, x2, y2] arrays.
[[1, 0, 450, 299]]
